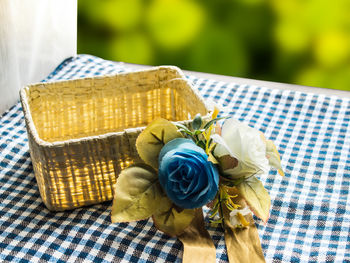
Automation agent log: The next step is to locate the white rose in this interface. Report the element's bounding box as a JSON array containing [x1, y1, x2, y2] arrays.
[[212, 119, 270, 179]]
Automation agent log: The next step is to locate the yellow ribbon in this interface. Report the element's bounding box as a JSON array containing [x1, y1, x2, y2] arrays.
[[177, 208, 265, 263], [224, 214, 266, 263], [177, 183, 266, 263], [224, 187, 266, 263], [178, 208, 216, 263]]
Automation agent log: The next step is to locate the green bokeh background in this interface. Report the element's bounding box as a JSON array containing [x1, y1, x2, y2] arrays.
[[78, 0, 350, 91]]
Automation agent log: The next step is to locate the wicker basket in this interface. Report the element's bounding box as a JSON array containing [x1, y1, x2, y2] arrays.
[[20, 66, 210, 211]]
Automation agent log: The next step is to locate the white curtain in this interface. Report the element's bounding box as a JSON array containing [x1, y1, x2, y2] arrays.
[[0, 0, 77, 115]]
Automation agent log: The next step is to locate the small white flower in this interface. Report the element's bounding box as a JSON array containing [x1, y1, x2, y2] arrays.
[[212, 119, 270, 179], [229, 206, 252, 227]]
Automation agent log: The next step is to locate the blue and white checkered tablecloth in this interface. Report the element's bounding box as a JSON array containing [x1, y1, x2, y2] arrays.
[[1, 55, 349, 263]]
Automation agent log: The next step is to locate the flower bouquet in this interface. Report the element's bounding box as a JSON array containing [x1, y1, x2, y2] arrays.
[[111, 108, 284, 263]]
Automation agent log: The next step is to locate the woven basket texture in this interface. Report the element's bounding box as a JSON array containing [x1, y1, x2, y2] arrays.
[[20, 66, 209, 211]]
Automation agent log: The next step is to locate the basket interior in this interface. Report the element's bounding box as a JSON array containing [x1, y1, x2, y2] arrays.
[[25, 67, 208, 142]]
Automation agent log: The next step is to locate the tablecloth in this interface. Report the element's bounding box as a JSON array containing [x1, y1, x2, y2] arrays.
[[1, 55, 349, 263]]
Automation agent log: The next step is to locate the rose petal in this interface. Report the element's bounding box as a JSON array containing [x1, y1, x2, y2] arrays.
[[158, 138, 219, 209], [215, 118, 270, 178], [158, 138, 196, 163], [211, 134, 237, 159]]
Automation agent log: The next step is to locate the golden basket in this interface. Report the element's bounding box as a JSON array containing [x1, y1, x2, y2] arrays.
[[20, 66, 210, 211]]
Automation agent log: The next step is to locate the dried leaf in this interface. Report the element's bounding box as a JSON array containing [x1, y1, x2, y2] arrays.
[[153, 207, 196, 237], [136, 118, 182, 169], [265, 140, 284, 176], [236, 176, 271, 223], [111, 165, 166, 223]]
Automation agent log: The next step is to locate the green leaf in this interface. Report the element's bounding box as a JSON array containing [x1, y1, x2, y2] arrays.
[[153, 207, 196, 237], [175, 123, 191, 132], [209, 203, 220, 218], [196, 140, 206, 149], [194, 129, 203, 135], [210, 218, 223, 224], [203, 116, 227, 130], [236, 176, 271, 223], [136, 118, 183, 169], [179, 128, 193, 136], [266, 140, 284, 176], [192, 113, 202, 130], [111, 165, 168, 223]]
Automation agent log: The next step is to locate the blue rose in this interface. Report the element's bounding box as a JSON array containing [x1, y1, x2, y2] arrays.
[[158, 138, 219, 209]]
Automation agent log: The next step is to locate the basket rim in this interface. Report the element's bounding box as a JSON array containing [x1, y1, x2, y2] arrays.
[[22, 65, 184, 89], [20, 65, 212, 148]]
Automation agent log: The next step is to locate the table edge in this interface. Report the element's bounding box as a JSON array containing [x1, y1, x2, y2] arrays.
[[123, 62, 350, 99]]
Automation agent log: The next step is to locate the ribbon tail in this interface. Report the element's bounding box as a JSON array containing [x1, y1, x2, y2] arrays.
[[224, 214, 265, 263], [178, 208, 216, 263]]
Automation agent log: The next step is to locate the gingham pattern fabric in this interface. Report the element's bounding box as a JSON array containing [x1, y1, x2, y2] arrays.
[[1, 55, 349, 263]]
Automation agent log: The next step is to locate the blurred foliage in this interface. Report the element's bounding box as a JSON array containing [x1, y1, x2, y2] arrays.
[[78, 0, 350, 91]]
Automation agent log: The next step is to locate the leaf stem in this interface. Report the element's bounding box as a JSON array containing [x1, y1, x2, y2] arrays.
[[218, 187, 226, 229]]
